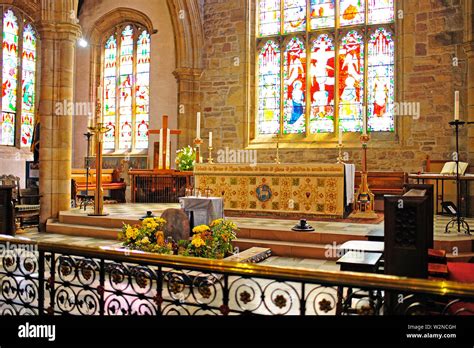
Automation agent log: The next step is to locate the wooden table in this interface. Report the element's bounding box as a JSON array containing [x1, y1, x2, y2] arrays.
[[366, 228, 384, 242]]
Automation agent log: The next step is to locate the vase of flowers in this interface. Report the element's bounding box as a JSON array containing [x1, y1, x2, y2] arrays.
[[119, 217, 174, 254], [184, 219, 238, 259], [175, 145, 196, 171]]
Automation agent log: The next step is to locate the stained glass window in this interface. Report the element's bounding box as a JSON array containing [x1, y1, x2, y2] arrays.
[[259, 0, 281, 37], [0, 8, 37, 148], [368, 0, 394, 24], [256, 0, 395, 139], [368, 27, 395, 132], [284, 37, 306, 134], [310, 34, 335, 133], [284, 0, 306, 34], [1, 10, 19, 146], [340, 0, 365, 26], [258, 40, 281, 135], [103, 35, 117, 150], [135, 30, 150, 150], [338, 30, 364, 132], [21, 24, 36, 147], [310, 0, 335, 29], [102, 24, 150, 152]]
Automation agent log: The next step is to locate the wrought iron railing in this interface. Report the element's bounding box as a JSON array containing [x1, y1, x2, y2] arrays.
[[0, 235, 473, 316]]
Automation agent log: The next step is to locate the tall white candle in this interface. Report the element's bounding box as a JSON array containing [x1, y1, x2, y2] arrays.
[[209, 131, 213, 147], [196, 112, 201, 139], [338, 127, 343, 145], [362, 106, 367, 135], [454, 91, 460, 121]]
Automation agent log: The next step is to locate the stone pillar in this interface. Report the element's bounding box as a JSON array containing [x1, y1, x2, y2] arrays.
[[37, 1, 81, 229], [173, 68, 203, 147]]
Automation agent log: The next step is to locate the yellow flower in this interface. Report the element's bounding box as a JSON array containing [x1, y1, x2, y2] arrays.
[[156, 231, 165, 246], [141, 237, 150, 245], [193, 225, 210, 234], [125, 226, 138, 240], [191, 235, 205, 248]]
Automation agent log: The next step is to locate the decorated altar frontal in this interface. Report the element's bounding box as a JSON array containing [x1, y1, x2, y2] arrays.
[[194, 163, 347, 218]]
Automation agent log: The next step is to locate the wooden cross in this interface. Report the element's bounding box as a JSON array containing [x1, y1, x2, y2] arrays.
[[149, 115, 181, 171]]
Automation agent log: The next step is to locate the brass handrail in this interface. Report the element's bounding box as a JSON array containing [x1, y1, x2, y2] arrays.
[[1, 234, 473, 298]]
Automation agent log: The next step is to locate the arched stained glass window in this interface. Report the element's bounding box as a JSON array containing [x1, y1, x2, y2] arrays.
[[338, 30, 364, 132], [310, 34, 335, 134], [0, 7, 37, 148], [258, 40, 281, 135], [103, 35, 117, 150], [256, 0, 395, 140], [21, 24, 37, 147], [284, 37, 306, 134], [102, 24, 151, 153], [368, 27, 395, 132]]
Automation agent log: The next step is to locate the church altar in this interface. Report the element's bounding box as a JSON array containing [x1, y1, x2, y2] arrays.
[[194, 163, 349, 218]]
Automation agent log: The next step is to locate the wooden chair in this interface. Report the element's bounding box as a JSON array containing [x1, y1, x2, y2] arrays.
[[0, 175, 41, 231]]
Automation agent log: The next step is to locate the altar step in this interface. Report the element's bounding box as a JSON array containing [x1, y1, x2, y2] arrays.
[[46, 210, 474, 262], [46, 219, 120, 240]]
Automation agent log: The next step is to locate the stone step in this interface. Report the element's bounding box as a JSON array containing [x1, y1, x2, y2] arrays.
[[234, 238, 338, 261], [46, 220, 120, 240], [59, 211, 138, 229], [237, 227, 368, 246]]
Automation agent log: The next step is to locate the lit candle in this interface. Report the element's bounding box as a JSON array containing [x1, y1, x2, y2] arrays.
[[454, 91, 460, 121], [209, 131, 213, 148], [338, 127, 343, 146], [196, 112, 201, 139]]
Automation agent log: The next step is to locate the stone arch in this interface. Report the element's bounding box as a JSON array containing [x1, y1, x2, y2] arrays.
[[166, 0, 204, 145]]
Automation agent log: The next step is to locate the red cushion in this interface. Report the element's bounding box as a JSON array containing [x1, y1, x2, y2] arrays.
[[448, 263, 474, 283]]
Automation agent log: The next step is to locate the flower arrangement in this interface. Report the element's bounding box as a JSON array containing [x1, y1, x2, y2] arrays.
[[175, 145, 196, 171], [182, 219, 238, 259], [119, 217, 174, 254], [119, 217, 238, 260]]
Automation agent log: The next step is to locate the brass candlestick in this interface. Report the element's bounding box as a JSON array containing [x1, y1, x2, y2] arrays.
[[194, 138, 203, 164], [337, 144, 345, 164], [275, 134, 281, 165], [350, 134, 377, 219], [207, 146, 214, 164], [88, 122, 110, 217]]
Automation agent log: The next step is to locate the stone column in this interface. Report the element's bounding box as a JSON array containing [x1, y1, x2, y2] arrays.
[[37, 1, 81, 229], [173, 67, 203, 147]]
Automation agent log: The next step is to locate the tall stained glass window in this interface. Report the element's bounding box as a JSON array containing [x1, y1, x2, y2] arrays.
[[102, 24, 151, 152], [256, 0, 395, 140], [0, 8, 37, 148]]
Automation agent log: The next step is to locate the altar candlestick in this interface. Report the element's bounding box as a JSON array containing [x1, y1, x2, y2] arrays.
[[338, 127, 343, 146], [197, 112, 201, 139], [87, 113, 93, 128], [454, 91, 460, 121], [209, 131, 213, 147], [362, 107, 368, 135]]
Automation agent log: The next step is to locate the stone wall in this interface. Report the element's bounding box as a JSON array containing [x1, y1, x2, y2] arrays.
[[199, 0, 471, 173]]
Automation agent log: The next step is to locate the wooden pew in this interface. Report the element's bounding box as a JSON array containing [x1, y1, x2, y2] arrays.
[[71, 169, 127, 204], [355, 171, 407, 211]]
